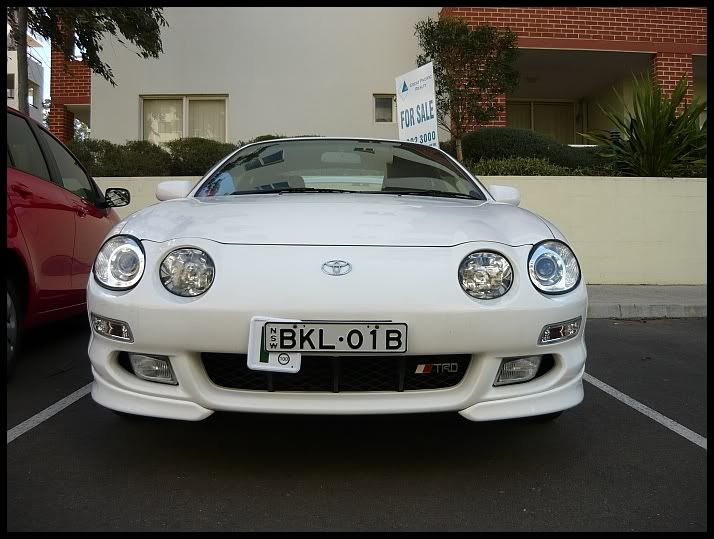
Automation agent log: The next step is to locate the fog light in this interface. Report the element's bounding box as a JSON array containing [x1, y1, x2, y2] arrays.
[[91, 313, 133, 342], [494, 356, 541, 386], [539, 317, 582, 345], [129, 354, 177, 385]]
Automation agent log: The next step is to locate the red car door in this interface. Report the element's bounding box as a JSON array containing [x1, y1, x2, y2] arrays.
[[6, 110, 77, 313], [34, 128, 120, 294]]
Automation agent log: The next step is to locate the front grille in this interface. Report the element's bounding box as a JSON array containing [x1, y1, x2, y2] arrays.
[[201, 353, 471, 392]]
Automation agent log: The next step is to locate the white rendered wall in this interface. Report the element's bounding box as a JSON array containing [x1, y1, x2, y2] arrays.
[[7, 51, 44, 123], [90, 7, 446, 144]]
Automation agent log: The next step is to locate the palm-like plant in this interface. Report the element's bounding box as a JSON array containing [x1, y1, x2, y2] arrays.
[[581, 75, 706, 177]]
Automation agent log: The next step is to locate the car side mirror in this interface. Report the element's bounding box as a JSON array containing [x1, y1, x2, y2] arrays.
[[156, 180, 195, 201], [103, 188, 131, 208], [489, 185, 520, 206]]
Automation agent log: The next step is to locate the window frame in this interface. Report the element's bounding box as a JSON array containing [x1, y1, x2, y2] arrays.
[[373, 93, 397, 124], [28, 118, 105, 206], [139, 94, 229, 143], [506, 98, 578, 145], [6, 109, 55, 184], [7, 73, 15, 99]]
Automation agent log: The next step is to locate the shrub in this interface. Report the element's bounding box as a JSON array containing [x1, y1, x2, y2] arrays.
[[66, 138, 120, 177], [439, 140, 457, 159], [471, 157, 597, 176], [460, 127, 611, 171], [67, 139, 172, 176], [673, 163, 707, 178], [164, 138, 240, 176], [117, 140, 173, 177], [69, 136, 329, 177], [581, 75, 707, 177]]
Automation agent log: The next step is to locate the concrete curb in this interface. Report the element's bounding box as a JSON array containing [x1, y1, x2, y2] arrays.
[[587, 303, 707, 319]]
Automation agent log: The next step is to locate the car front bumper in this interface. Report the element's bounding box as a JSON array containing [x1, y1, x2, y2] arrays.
[[87, 240, 588, 421]]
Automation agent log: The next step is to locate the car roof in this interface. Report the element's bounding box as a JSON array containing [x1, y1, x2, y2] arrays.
[[7, 105, 43, 129], [7, 105, 31, 120]]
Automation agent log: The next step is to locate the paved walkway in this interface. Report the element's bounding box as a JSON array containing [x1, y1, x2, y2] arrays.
[[587, 285, 707, 319]]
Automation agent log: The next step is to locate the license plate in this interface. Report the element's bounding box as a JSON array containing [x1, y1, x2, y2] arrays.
[[263, 322, 408, 353]]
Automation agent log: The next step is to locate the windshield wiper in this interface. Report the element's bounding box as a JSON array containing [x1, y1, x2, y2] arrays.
[[385, 190, 483, 200], [230, 188, 359, 195]]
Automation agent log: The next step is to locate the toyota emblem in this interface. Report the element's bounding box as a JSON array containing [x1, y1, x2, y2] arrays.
[[322, 260, 352, 276]]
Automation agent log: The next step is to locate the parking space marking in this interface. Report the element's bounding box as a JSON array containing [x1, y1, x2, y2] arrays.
[[6, 376, 707, 451], [7, 383, 92, 444], [584, 373, 707, 450]]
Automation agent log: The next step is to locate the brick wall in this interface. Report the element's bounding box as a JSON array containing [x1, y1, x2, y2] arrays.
[[652, 52, 694, 104], [440, 7, 707, 127], [439, 7, 706, 48], [49, 48, 90, 142], [48, 105, 74, 142]]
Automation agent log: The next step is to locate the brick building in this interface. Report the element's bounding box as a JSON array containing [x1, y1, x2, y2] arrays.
[[441, 7, 707, 140], [48, 47, 90, 142], [48, 7, 707, 145]]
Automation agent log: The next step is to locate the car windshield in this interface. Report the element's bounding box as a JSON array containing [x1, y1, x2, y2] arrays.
[[193, 139, 486, 200]]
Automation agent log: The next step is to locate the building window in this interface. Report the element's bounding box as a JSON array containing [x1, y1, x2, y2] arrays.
[[7, 73, 15, 99], [142, 95, 227, 144], [28, 81, 40, 109], [506, 100, 576, 145], [188, 99, 226, 141], [374, 94, 396, 123]]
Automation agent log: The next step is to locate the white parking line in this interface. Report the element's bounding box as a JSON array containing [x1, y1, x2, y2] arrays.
[[584, 373, 707, 451], [6, 377, 708, 451], [7, 383, 92, 444]]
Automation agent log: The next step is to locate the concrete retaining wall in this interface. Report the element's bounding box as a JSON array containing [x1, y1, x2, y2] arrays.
[[94, 175, 707, 285], [484, 176, 706, 285]]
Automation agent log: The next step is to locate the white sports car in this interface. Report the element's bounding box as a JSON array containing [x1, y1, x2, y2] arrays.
[[87, 137, 587, 422]]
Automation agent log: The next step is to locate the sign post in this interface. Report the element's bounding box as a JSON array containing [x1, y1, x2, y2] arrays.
[[395, 62, 439, 149]]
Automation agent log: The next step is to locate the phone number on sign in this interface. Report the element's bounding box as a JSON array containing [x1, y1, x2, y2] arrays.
[[405, 130, 437, 145]]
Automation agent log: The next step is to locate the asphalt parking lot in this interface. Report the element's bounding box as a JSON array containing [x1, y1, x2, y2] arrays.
[[7, 316, 707, 531]]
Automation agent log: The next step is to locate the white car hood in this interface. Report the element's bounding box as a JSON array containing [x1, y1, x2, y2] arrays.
[[119, 193, 554, 247]]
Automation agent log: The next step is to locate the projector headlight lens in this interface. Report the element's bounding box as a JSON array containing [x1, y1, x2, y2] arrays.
[[93, 235, 145, 290], [528, 240, 580, 294]]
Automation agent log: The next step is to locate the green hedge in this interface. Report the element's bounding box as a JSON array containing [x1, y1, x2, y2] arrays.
[[66, 139, 173, 177], [439, 140, 457, 159], [119, 141, 174, 176], [437, 130, 612, 173], [66, 138, 119, 177], [461, 127, 611, 171], [471, 157, 611, 176], [164, 138, 240, 176], [68, 135, 310, 177], [68, 133, 703, 178], [470, 156, 705, 177]]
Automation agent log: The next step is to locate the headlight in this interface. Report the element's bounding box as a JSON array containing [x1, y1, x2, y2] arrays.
[[93, 235, 145, 290], [528, 240, 581, 294], [160, 248, 215, 297], [458, 251, 513, 299]]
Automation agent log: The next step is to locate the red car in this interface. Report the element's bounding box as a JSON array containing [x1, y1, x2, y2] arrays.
[[6, 106, 130, 378]]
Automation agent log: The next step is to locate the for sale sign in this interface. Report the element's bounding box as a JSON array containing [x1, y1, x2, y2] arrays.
[[395, 62, 439, 148]]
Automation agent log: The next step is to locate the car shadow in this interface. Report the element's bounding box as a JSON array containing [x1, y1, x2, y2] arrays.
[[96, 407, 582, 482]]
